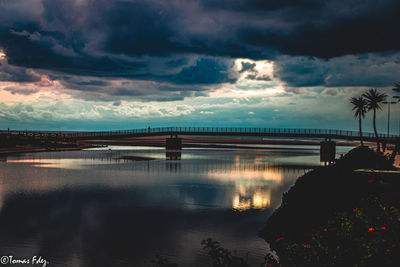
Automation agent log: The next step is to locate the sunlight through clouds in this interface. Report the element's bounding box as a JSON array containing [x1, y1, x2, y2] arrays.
[[209, 58, 284, 99]]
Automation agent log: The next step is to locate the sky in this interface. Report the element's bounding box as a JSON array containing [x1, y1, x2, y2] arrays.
[[0, 0, 400, 132]]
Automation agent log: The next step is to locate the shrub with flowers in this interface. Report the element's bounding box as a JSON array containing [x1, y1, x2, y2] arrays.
[[263, 194, 400, 266], [261, 147, 400, 266]]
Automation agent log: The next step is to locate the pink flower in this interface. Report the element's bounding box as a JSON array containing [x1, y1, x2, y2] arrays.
[[353, 208, 358, 212], [276, 237, 285, 242], [302, 243, 307, 248], [324, 228, 327, 232], [368, 179, 373, 183]]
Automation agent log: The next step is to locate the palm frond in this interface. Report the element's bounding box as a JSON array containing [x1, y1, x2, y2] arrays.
[[393, 82, 400, 93], [350, 96, 367, 118], [362, 88, 387, 111]]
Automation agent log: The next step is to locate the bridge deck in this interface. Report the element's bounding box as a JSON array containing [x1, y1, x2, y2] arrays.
[[1, 127, 399, 143]]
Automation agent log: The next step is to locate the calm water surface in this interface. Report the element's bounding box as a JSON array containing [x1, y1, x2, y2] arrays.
[[0, 145, 352, 266]]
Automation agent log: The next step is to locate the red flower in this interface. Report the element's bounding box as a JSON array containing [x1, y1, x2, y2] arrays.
[[368, 227, 375, 232], [276, 237, 285, 242], [368, 179, 373, 183], [324, 228, 327, 232], [386, 249, 390, 253], [302, 243, 307, 248], [381, 226, 387, 230], [353, 208, 358, 212]]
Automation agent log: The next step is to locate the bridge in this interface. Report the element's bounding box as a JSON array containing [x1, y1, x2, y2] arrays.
[[3, 127, 398, 142], [2, 127, 399, 163]]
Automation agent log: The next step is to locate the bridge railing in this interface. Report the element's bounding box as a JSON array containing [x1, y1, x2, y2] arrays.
[[135, 127, 398, 139], [3, 127, 399, 140]]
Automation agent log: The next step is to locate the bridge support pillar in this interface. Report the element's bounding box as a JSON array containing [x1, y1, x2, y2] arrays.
[[320, 140, 336, 165], [166, 136, 182, 150]]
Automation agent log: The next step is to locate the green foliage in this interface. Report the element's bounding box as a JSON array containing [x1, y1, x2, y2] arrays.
[[262, 147, 399, 266], [392, 82, 400, 93], [362, 88, 387, 111], [201, 238, 250, 267], [336, 146, 394, 170], [152, 255, 178, 267], [350, 96, 368, 119], [265, 194, 400, 266]]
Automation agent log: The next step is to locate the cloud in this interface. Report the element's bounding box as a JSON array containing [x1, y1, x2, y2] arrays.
[[0, 57, 41, 83], [233, 0, 400, 58], [240, 62, 256, 73], [275, 52, 400, 88], [0, 0, 398, 110], [174, 58, 237, 84], [0, 0, 398, 77], [3, 86, 39, 95], [322, 88, 340, 96], [200, 111, 214, 114], [50, 74, 215, 102]]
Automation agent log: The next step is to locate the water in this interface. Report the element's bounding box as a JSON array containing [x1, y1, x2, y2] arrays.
[[0, 145, 352, 267]]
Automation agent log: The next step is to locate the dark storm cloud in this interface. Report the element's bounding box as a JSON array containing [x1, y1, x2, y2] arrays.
[[1, 26, 146, 76], [274, 57, 328, 87], [205, 0, 400, 58], [103, 1, 181, 56], [274, 52, 400, 88], [0, 0, 399, 93], [174, 58, 236, 84], [0, 57, 40, 83], [53, 74, 207, 102]]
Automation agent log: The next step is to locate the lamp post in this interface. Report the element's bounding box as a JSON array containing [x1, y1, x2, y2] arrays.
[[392, 83, 400, 136], [394, 96, 400, 136], [383, 100, 397, 136]]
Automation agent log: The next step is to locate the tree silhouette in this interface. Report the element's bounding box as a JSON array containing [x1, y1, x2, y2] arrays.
[[362, 88, 387, 152], [350, 96, 368, 146], [392, 82, 400, 93]]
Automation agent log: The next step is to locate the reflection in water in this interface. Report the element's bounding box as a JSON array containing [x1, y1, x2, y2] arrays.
[[166, 150, 182, 160], [0, 146, 352, 267], [233, 186, 271, 211]]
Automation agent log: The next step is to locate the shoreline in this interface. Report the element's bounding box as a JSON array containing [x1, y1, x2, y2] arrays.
[[0, 144, 101, 156]]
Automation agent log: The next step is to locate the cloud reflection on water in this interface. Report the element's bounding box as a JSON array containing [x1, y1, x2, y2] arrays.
[[0, 148, 313, 266]]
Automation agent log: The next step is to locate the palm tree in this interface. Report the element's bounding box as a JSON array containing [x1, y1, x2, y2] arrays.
[[392, 82, 400, 93], [350, 96, 368, 146], [362, 88, 387, 152]]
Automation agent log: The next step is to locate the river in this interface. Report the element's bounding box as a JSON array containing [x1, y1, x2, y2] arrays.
[[0, 145, 352, 267]]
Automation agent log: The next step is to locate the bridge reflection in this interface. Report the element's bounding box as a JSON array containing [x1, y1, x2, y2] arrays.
[[166, 150, 181, 160], [1, 149, 312, 212]]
